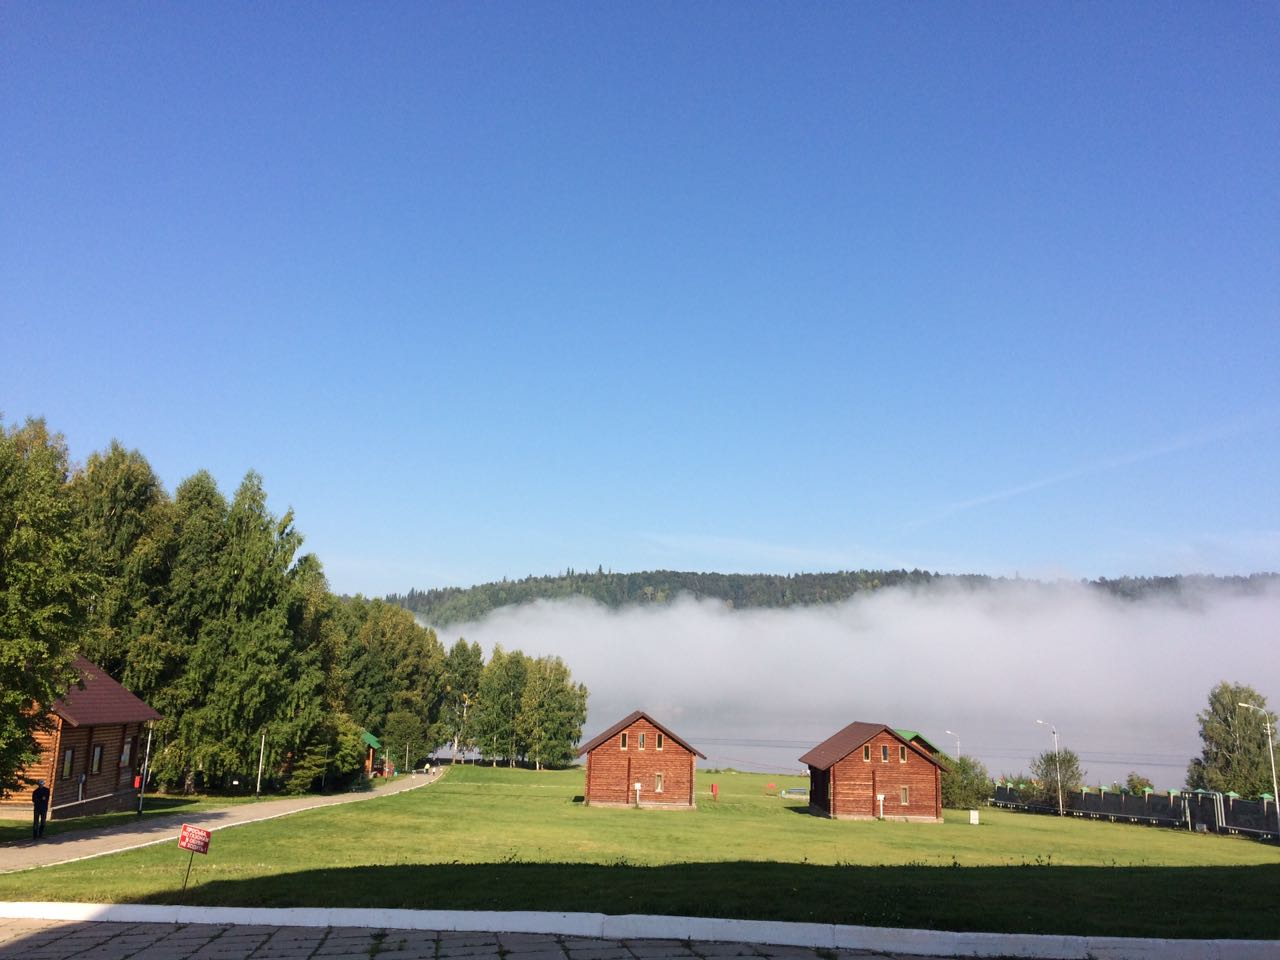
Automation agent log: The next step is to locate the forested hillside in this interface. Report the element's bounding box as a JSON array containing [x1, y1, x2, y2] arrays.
[[389, 568, 1279, 626], [0, 417, 587, 798]]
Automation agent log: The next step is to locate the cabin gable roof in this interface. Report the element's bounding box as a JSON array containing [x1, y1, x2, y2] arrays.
[[576, 710, 707, 759], [53, 657, 162, 727], [799, 720, 943, 771]]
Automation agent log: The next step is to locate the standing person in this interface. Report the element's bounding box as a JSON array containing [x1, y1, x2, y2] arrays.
[[32, 779, 50, 839]]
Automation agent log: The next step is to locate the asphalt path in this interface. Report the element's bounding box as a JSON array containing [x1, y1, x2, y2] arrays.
[[0, 769, 441, 874]]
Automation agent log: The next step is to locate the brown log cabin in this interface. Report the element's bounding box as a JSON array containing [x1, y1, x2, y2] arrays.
[[2, 657, 161, 819], [800, 721, 943, 822], [577, 710, 706, 808]]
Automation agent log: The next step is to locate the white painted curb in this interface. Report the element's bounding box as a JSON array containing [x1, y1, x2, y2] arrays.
[[0, 903, 1275, 959]]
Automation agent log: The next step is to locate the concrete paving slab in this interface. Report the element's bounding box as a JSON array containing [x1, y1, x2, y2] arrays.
[[439, 944, 504, 957]]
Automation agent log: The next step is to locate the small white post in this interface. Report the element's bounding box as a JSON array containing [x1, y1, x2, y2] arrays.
[[136, 725, 153, 815], [255, 733, 266, 796]]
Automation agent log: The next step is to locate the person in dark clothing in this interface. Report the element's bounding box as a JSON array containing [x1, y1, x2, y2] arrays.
[[32, 779, 50, 839]]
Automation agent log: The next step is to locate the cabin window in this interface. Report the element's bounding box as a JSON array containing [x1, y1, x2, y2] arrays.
[[863, 745, 870, 761], [900, 745, 907, 763], [655, 773, 664, 793], [620, 732, 628, 750], [900, 786, 910, 805], [657, 733, 664, 750], [639, 733, 646, 750], [120, 736, 133, 768], [91, 744, 103, 775], [881, 745, 889, 762], [61, 748, 74, 780]]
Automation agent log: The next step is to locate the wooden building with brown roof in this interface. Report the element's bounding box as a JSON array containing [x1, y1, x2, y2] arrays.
[[577, 710, 706, 808], [1, 657, 161, 819], [799, 721, 943, 822]]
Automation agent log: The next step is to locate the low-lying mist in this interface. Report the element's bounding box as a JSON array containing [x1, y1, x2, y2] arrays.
[[435, 579, 1280, 789]]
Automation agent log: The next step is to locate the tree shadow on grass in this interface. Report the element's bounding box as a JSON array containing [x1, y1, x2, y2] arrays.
[[141, 860, 1280, 940]]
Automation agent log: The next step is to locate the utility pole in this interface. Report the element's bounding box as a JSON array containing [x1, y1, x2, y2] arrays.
[[1037, 719, 1063, 816], [946, 729, 961, 758]]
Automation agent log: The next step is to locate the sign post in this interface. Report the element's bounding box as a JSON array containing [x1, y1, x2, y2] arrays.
[[178, 824, 211, 895]]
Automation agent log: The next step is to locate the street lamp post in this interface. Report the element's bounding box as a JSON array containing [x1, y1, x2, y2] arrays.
[[1037, 719, 1063, 816], [945, 729, 961, 758], [1238, 702, 1280, 837]]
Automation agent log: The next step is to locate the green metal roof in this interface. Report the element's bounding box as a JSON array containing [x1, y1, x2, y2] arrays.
[[894, 729, 943, 754], [361, 730, 381, 750]]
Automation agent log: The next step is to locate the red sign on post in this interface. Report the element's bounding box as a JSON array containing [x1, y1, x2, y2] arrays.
[[178, 824, 211, 855]]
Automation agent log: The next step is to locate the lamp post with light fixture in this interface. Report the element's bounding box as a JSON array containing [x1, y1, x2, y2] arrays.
[[1037, 719, 1063, 816], [945, 729, 961, 758], [1238, 702, 1279, 836]]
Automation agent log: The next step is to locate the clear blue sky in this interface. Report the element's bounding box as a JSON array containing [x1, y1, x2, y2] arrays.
[[4, 3, 1278, 596]]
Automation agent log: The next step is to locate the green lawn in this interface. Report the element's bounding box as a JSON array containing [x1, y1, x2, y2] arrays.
[[1, 764, 1277, 938]]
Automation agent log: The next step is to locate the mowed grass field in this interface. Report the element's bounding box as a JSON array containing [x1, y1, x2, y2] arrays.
[[1, 765, 1278, 938]]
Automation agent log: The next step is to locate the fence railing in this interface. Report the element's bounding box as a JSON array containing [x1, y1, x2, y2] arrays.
[[991, 784, 1278, 840]]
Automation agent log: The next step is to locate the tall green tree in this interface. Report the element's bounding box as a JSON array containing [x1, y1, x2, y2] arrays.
[[0, 418, 91, 796], [151, 471, 229, 789], [69, 442, 173, 679], [1186, 681, 1277, 796], [441, 638, 483, 761], [341, 598, 445, 744], [171, 472, 303, 787], [941, 755, 992, 809], [473, 646, 528, 766], [516, 655, 587, 770], [1029, 747, 1085, 811]]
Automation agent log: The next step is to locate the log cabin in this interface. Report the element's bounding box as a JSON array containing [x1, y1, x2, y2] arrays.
[[1, 657, 161, 819], [800, 721, 943, 822], [577, 710, 705, 808]]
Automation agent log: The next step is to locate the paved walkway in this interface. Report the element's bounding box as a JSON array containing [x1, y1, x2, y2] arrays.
[[0, 919, 929, 960], [1, 771, 441, 874]]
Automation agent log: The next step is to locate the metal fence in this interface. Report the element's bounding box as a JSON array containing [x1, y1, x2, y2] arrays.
[[991, 784, 1279, 840]]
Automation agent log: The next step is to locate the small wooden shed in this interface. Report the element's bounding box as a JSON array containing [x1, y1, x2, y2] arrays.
[[2, 657, 161, 819], [577, 710, 706, 808], [800, 721, 943, 822]]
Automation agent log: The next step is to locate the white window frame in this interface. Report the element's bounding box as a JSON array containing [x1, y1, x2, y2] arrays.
[[881, 745, 889, 762], [656, 733, 664, 751], [639, 732, 646, 750], [620, 732, 628, 750], [655, 773, 664, 793], [900, 785, 910, 805]]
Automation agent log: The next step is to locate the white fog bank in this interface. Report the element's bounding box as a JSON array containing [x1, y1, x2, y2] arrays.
[[435, 580, 1280, 788]]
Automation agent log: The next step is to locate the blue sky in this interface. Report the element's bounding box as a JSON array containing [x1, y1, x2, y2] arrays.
[[4, 3, 1278, 596]]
